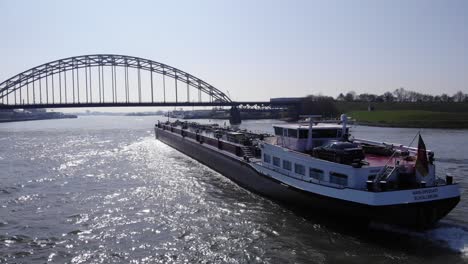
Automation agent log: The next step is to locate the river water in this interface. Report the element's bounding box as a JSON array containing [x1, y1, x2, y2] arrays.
[[0, 116, 467, 264]]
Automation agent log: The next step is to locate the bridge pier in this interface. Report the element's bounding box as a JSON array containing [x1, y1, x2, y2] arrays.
[[229, 106, 242, 125]]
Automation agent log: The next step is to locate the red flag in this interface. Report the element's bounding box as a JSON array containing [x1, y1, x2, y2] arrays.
[[415, 134, 429, 176]]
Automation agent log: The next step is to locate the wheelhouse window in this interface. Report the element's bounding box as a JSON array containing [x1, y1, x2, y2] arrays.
[[294, 163, 305, 175], [287, 129, 298, 138], [330, 172, 348, 186], [309, 168, 324, 181], [299, 130, 308, 139], [263, 154, 271, 163], [274, 127, 283, 136], [313, 129, 339, 138], [272, 156, 281, 167], [283, 160, 292, 171], [337, 130, 342, 138]]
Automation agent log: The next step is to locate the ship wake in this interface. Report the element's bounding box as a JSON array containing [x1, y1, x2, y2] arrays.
[[371, 221, 468, 257]]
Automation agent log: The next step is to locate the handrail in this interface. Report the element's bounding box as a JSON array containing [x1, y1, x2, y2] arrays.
[[353, 137, 431, 154], [375, 151, 399, 183], [372, 131, 421, 183], [381, 166, 397, 182]]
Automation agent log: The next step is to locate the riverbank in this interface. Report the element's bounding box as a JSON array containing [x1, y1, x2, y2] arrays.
[[347, 110, 468, 129], [0, 110, 77, 123], [0, 115, 77, 123]]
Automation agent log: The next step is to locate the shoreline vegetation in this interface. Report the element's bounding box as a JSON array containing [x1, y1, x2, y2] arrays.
[[0, 110, 77, 123], [298, 100, 468, 129], [347, 110, 468, 129], [332, 102, 468, 129], [298, 88, 468, 129], [332, 101, 468, 129]]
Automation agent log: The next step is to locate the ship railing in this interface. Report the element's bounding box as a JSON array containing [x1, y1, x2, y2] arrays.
[[353, 138, 431, 155], [374, 149, 400, 184]]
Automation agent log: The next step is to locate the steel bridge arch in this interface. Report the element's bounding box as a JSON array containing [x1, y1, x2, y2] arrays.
[[0, 54, 232, 106]]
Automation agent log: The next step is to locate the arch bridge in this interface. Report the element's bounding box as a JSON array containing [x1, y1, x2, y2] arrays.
[[0, 54, 275, 110]]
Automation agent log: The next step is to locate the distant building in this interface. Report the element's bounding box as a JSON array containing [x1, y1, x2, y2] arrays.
[[270, 97, 303, 104], [29, 108, 47, 113]]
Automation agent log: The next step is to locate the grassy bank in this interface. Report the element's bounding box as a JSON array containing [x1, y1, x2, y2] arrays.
[[347, 110, 468, 129], [335, 101, 468, 113]]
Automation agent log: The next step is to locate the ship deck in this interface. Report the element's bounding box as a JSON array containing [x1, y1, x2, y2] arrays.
[[364, 154, 416, 167]]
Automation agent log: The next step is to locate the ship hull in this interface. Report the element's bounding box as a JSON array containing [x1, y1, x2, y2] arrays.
[[155, 127, 459, 229]]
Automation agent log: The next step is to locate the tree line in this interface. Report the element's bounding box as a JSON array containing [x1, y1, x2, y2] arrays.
[[335, 88, 468, 103], [296, 88, 468, 118]]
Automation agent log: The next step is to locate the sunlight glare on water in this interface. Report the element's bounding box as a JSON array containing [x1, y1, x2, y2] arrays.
[[0, 116, 467, 263]]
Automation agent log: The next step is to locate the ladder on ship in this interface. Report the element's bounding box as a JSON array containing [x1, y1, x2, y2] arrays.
[[376, 165, 396, 182], [241, 146, 255, 159]]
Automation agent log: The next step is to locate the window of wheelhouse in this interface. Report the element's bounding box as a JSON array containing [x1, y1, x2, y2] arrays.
[[313, 129, 340, 138], [274, 126, 299, 138], [274, 127, 283, 136], [299, 129, 308, 139], [329, 172, 348, 186], [263, 154, 271, 163], [287, 129, 298, 138], [283, 160, 292, 171], [337, 130, 342, 138], [272, 156, 281, 167], [336, 128, 349, 138], [294, 163, 305, 175]]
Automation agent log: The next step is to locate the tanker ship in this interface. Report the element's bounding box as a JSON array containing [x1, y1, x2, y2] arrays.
[[154, 115, 460, 229]]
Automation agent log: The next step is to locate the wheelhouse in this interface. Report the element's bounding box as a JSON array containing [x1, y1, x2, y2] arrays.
[[273, 123, 349, 152]]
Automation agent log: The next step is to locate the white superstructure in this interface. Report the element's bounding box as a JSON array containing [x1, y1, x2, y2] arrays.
[[253, 116, 459, 206]]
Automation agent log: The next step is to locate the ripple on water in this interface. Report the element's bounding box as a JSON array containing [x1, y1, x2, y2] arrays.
[[1, 119, 467, 263]]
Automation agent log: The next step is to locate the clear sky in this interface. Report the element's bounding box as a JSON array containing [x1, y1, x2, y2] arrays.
[[1, 0, 467, 102]]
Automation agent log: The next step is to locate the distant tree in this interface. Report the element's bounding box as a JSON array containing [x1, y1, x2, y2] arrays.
[[453, 91, 466, 102], [356, 93, 365, 102], [410, 91, 424, 102], [336, 93, 345, 101], [335, 88, 465, 104], [301, 96, 338, 116], [440, 93, 450, 102], [358, 93, 378, 102], [393, 87, 406, 102], [375, 95, 385, 102], [421, 94, 434, 102], [382, 92, 394, 102], [306, 94, 335, 102], [344, 91, 356, 102]]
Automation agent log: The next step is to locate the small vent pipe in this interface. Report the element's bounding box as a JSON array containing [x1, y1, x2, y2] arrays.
[[300, 115, 321, 152], [340, 114, 348, 140]]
